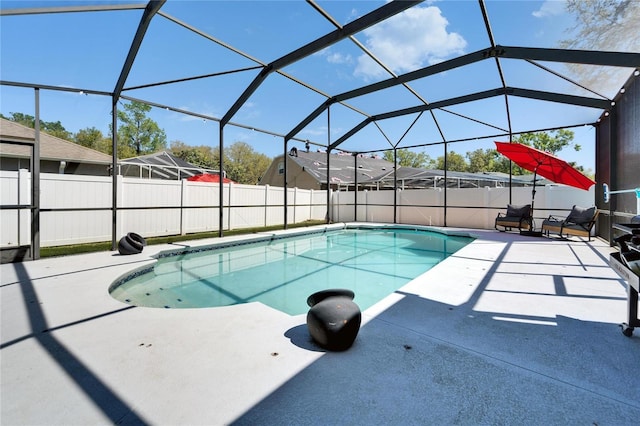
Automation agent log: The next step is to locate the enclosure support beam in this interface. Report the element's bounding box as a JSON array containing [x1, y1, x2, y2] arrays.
[[498, 45, 640, 68], [112, 0, 165, 101], [286, 47, 490, 141], [608, 105, 619, 245], [287, 42, 633, 143], [393, 148, 398, 224], [223, 0, 422, 127], [326, 106, 331, 224], [443, 142, 448, 227], [329, 87, 610, 152], [109, 0, 166, 248], [219, 123, 225, 237], [354, 154, 358, 221], [284, 137, 288, 230], [31, 89, 41, 260], [111, 100, 118, 251]]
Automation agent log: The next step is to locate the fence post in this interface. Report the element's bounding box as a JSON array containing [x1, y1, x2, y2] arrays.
[[227, 183, 232, 231], [364, 190, 368, 222], [438, 188, 444, 226], [116, 175, 124, 239], [293, 186, 297, 224], [180, 179, 186, 235], [18, 169, 30, 246], [397, 189, 402, 224], [485, 186, 491, 229], [264, 185, 269, 227]]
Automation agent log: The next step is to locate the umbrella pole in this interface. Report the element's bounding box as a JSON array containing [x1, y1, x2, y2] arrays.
[[531, 168, 537, 216], [523, 168, 543, 237]]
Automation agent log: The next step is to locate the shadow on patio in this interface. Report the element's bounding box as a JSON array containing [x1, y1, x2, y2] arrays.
[[1, 260, 150, 424], [234, 236, 640, 424], [2, 231, 639, 425]]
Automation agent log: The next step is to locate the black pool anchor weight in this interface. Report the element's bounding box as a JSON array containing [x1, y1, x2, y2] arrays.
[[118, 232, 147, 255], [306, 289, 361, 351]]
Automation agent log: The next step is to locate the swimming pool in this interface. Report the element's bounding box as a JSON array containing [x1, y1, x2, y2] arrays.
[[109, 225, 474, 315]]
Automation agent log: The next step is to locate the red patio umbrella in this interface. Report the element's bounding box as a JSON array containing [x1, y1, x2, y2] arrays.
[[187, 173, 234, 184], [495, 141, 595, 213]]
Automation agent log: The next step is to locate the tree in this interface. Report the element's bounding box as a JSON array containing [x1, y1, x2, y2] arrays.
[[382, 148, 432, 168], [74, 127, 104, 149], [74, 126, 114, 156], [116, 101, 167, 156], [435, 151, 467, 172], [169, 140, 271, 185], [562, 0, 639, 52], [1, 112, 72, 140], [170, 141, 216, 168], [41, 120, 72, 140], [466, 149, 494, 173], [560, 0, 640, 91], [492, 154, 517, 175], [513, 129, 578, 155], [1, 112, 34, 127], [222, 142, 271, 185]]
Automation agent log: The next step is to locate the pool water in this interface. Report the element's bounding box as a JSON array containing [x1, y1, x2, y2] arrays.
[[109, 227, 473, 315]]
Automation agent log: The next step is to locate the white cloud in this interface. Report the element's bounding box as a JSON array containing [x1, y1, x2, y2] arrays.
[[354, 5, 466, 81], [532, 0, 566, 18], [347, 8, 359, 22], [176, 104, 220, 121], [302, 128, 326, 137], [301, 125, 344, 137], [327, 51, 353, 64], [314, 48, 353, 65], [239, 101, 260, 120]]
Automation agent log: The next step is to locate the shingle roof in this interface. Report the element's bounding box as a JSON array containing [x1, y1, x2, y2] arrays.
[[287, 150, 395, 184], [0, 118, 113, 164]]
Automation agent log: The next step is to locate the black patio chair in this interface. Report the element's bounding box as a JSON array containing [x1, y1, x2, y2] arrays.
[[495, 204, 533, 233], [541, 205, 599, 241]]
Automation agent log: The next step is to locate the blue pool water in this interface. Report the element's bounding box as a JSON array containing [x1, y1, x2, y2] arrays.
[[109, 226, 473, 315]]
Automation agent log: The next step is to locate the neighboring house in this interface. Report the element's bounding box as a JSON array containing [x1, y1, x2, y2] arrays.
[[259, 149, 396, 190], [0, 118, 112, 175], [259, 148, 539, 190]]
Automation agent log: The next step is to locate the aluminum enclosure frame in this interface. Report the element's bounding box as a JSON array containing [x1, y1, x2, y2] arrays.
[[1, 0, 639, 260]]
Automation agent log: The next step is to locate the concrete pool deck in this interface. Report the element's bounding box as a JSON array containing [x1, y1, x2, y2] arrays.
[[1, 225, 639, 425]]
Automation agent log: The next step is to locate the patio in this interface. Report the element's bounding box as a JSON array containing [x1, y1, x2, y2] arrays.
[[2, 226, 638, 425]]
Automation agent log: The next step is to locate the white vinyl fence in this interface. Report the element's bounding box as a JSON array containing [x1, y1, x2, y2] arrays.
[[1, 170, 327, 247], [332, 185, 595, 229], [1, 170, 595, 248]]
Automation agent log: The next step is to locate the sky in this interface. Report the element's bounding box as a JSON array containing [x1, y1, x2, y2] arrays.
[[1, 0, 638, 173]]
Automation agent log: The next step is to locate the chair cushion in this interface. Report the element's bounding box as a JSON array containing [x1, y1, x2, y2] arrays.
[[542, 218, 562, 227], [566, 205, 596, 224], [506, 204, 531, 218]]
